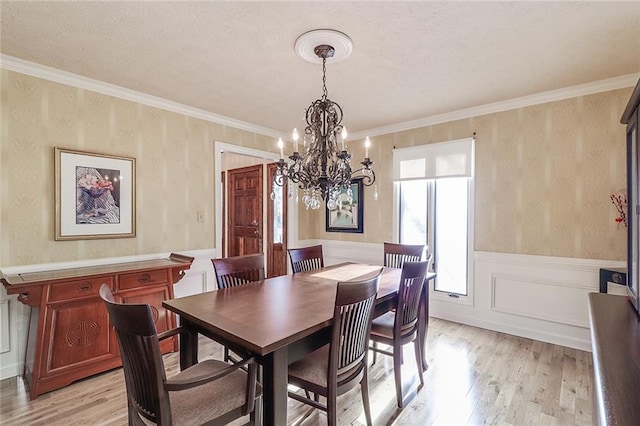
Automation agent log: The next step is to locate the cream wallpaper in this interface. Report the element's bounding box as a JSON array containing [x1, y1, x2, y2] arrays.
[[302, 88, 632, 261], [0, 70, 276, 267], [0, 69, 632, 267]]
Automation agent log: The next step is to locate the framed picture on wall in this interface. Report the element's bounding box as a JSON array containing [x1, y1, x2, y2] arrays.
[[325, 178, 364, 233], [55, 147, 136, 240]]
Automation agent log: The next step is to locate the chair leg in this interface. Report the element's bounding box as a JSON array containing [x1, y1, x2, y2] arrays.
[[251, 396, 262, 426], [327, 394, 337, 426], [414, 339, 424, 388], [393, 345, 404, 408], [361, 367, 373, 426], [372, 341, 378, 364]]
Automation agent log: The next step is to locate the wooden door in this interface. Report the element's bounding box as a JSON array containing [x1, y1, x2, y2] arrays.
[[267, 163, 287, 277], [227, 165, 263, 257]]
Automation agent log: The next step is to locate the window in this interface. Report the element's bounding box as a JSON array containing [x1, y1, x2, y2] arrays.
[[394, 138, 474, 300]]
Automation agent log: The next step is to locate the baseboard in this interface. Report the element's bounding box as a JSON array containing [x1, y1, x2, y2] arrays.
[[429, 308, 592, 352], [0, 362, 19, 380]]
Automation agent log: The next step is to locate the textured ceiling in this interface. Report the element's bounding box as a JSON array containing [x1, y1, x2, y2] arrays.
[[1, 1, 639, 136]]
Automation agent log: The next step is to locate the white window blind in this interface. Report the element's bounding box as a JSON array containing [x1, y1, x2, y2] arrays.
[[393, 137, 475, 181]]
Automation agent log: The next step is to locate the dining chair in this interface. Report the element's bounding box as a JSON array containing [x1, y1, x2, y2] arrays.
[[369, 260, 429, 408], [211, 253, 265, 289], [383, 242, 425, 268], [287, 269, 383, 426], [212, 253, 265, 363], [287, 244, 324, 273], [99, 284, 262, 426]]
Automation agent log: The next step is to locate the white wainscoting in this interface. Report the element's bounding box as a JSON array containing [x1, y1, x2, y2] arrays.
[[304, 240, 626, 352], [0, 243, 626, 379], [296, 239, 383, 267], [174, 249, 218, 298], [0, 292, 27, 379], [0, 248, 218, 380], [490, 274, 592, 328], [0, 299, 9, 353]]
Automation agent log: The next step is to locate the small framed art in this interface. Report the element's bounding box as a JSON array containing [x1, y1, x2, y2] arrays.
[[55, 147, 136, 240], [325, 178, 364, 233]]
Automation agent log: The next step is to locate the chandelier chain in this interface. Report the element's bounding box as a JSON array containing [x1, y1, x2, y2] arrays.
[[322, 57, 328, 99]]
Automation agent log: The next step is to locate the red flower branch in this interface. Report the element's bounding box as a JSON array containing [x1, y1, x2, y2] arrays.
[[610, 192, 627, 228]]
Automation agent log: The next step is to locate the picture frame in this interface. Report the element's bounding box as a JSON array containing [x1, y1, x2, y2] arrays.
[[55, 147, 136, 240], [325, 178, 364, 233]]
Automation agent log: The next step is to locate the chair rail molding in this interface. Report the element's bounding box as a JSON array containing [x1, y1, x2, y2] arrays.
[[1, 242, 624, 380], [309, 241, 626, 352]]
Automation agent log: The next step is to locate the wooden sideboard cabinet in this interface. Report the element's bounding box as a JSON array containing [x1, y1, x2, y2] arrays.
[[1, 253, 193, 400], [588, 293, 640, 425]]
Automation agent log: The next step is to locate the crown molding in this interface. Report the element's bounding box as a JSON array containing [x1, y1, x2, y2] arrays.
[[2, 54, 637, 142], [0, 54, 285, 139], [349, 73, 640, 140]]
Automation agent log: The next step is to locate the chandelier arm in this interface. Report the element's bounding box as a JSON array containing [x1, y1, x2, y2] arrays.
[[350, 167, 376, 187]]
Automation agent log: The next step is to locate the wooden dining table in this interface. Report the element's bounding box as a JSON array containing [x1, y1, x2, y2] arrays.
[[163, 262, 436, 425]]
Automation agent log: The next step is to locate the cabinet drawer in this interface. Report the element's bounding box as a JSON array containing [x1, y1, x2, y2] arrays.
[[118, 270, 168, 290], [49, 277, 114, 302]]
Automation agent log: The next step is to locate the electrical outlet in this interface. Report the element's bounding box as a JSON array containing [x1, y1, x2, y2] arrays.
[[196, 210, 205, 223]]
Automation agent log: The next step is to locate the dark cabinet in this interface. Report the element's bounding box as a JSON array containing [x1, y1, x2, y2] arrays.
[[1, 253, 193, 400], [625, 79, 640, 313]]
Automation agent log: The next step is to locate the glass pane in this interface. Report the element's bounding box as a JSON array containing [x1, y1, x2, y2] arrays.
[[434, 177, 469, 295], [399, 180, 427, 245], [272, 181, 283, 244]]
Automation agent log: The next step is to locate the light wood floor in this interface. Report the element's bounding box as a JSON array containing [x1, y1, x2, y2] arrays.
[[0, 318, 593, 425]]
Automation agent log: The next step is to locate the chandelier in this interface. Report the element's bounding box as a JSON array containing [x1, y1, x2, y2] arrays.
[[273, 30, 375, 210]]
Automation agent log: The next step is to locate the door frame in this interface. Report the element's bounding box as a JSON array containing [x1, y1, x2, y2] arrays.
[[214, 141, 298, 261], [266, 162, 288, 277]]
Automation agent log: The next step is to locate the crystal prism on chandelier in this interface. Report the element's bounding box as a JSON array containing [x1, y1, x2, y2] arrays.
[[273, 33, 376, 210]]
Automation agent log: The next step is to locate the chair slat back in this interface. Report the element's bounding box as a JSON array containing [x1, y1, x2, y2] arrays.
[[383, 242, 425, 268], [395, 261, 429, 338], [100, 285, 169, 424], [330, 270, 382, 384], [212, 254, 265, 289], [288, 245, 324, 273]]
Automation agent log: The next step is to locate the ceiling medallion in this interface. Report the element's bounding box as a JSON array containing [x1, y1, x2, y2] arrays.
[[273, 30, 376, 210]]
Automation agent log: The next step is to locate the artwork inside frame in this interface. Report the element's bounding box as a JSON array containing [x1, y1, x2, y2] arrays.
[[325, 178, 364, 233], [55, 147, 136, 240]]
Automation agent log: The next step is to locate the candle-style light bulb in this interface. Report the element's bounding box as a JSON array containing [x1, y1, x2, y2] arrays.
[[341, 127, 347, 150], [364, 136, 371, 158], [277, 137, 284, 159], [292, 128, 299, 152]]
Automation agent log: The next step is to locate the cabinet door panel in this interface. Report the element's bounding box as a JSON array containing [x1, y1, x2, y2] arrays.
[[43, 298, 117, 376]]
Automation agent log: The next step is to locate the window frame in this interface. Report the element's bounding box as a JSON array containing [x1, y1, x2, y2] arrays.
[[392, 136, 475, 307], [394, 177, 474, 306]]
